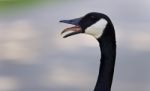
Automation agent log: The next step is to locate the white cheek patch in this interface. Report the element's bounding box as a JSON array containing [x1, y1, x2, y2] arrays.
[[85, 18, 108, 38]]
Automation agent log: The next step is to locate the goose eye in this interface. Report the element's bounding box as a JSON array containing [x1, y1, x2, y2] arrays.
[[90, 16, 97, 21], [91, 16, 96, 19]]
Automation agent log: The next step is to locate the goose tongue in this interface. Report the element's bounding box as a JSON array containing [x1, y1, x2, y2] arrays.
[[61, 26, 82, 38], [60, 17, 82, 38]]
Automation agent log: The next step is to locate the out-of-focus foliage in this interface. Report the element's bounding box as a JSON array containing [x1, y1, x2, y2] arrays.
[[0, 0, 40, 9], [0, 0, 64, 12]]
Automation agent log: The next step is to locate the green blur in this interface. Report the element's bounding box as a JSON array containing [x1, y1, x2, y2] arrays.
[[0, 0, 63, 12]]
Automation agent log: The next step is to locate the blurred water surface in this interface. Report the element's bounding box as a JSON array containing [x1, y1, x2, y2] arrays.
[[0, 0, 150, 91]]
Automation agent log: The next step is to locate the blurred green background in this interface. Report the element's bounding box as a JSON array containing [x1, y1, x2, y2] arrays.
[[0, 0, 60, 9], [0, 0, 150, 91]]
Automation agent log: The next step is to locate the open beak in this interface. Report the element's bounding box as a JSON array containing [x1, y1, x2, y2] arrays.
[[60, 18, 82, 38]]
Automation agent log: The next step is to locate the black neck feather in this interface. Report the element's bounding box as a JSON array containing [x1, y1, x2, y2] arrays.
[[94, 23, 116, 91]]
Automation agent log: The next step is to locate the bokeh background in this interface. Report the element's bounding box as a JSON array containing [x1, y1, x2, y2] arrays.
[[0, 0, 150, 91]]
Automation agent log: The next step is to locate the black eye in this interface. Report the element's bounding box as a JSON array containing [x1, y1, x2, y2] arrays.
[[91, 16, 96, 19], [90, 16, 97, 21]]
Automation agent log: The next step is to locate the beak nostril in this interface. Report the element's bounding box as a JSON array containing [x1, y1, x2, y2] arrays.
[[70, 20, 73, 22]]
